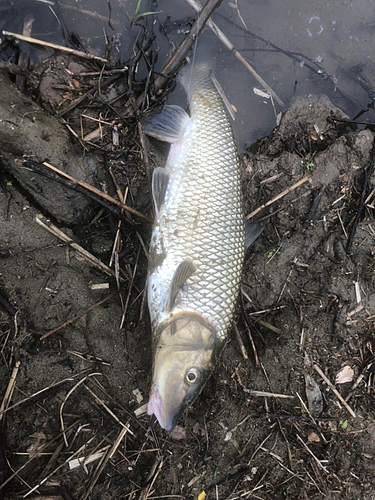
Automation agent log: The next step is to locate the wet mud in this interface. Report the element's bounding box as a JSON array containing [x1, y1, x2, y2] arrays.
[[1, 52, 375, 500]]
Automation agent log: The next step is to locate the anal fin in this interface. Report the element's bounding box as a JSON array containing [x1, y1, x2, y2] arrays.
[[167, 259, 197, 311], [152, 167, 169, 214], [245, 221, 264, 249]]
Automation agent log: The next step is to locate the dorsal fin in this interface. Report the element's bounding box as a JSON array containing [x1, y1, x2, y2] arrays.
[[152, 167, 169, 214], [167, 259, 197, 311], [143, 105, 190, 143]]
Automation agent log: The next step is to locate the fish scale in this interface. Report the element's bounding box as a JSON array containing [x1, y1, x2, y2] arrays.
[[148, 66, 244, 341]]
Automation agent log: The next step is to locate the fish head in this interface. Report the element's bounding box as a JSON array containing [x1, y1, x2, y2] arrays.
[[148, 312, 216, 431]]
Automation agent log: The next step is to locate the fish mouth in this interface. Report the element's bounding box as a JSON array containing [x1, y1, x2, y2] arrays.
[[147, 387, 177, 432]]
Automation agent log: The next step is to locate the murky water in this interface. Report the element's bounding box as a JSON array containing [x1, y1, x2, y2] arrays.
[[1, 0, 375, 149]]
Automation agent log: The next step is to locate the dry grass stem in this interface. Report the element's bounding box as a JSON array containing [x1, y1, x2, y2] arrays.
[[83, 384, 135, 436], [296, 434, 328, 473], [300, 327, 306, 351], [347, 303, 364, 319], [67, 350, 110, 365], [259, 173, 283, 185], [313, 364, 356, 418], [120, 245, 141, 329], [2, 31, 108, 63], [0, 420, 80, 491], [24, 436, 97, 497], [233, 323, 248, 360], [247, 176, 311, 219], [250, 433, 272, 460], [42, 161, 151, 221], [134, 402, 148, 417], [83, 0, 223, 142], [245, 325, 260, 367], [89, 283, 110, 290], [354, 281, 361, 303], [80, 426, 128, 500], [0, 360, 20, 424], [248, 390, 295, 399], [257, 320, 282, 335], [246, 306, 287, 316], [296, 392, 327, 444], [0, 371, 89, 418], [139, 459, 164, 500], [35, 217, 117, 278], [5, 457, 34, 491], [40, 290, 120, 340], [68, 448, 108, 470], [60, 373, 102, 447], [185, 0, 285, 107]]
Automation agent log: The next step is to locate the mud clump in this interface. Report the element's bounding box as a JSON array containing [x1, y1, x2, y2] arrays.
[[0, 69, 98, 225]]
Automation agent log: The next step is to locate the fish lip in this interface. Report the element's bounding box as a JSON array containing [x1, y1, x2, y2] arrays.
[[147, 387, 178, 432]]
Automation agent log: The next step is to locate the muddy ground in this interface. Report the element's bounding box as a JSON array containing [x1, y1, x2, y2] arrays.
[[1, 48, 375, 500]]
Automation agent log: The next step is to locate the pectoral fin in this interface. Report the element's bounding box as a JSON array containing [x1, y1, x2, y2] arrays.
[[167, 259, 197, 311], [152, 167, 169, 214], [143, 105, 190, 143], [245, 221, 264, 249]]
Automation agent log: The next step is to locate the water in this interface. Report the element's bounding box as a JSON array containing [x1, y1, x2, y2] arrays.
[[1, 0, 374, 149]]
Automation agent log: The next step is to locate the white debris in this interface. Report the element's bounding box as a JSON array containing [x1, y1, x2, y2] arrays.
[[335, 366, 354, 385]]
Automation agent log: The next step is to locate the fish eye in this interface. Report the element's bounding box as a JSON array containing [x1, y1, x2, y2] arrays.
[[186, 368, 199, 384]]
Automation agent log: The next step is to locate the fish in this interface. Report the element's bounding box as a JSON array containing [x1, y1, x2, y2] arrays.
[[143, 61, 261, 431]]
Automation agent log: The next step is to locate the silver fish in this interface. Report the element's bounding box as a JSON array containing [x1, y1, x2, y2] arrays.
[[143, 63, 253, 431]]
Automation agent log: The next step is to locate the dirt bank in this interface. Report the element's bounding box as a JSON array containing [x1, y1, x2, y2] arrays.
[[1, 58, 375, 500]]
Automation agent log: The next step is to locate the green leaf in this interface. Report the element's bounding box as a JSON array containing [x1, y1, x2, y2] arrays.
[[7, 181, 12, 186], [36, 214, 43, 219], [134, 0, 142, 16], [340, 419, 348, 430]]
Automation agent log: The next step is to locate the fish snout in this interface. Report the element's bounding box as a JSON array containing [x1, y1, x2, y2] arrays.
[[147, 387, 179, 432]]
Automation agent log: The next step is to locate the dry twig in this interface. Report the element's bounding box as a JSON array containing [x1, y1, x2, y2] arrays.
[[296, 434, 328, 473], [83, 0, 224, 142]]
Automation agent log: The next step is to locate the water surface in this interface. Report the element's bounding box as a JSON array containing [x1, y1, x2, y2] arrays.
[[1, 0, 374, 148]]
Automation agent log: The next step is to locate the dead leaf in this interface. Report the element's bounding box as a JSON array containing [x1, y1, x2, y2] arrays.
[[304, 373, 323, 415], [170, 425, 186, 440], [253, 87, 270, 99], [335, 365, 354, 384], [308, 431, 320, 442]]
